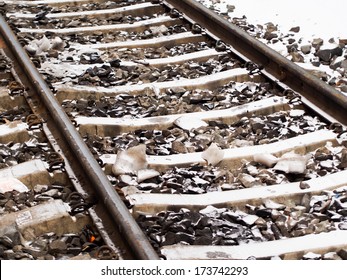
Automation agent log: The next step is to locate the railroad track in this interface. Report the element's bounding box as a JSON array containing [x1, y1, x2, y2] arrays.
[[1, 0, 347, 260], [0, 49, 118, 260]]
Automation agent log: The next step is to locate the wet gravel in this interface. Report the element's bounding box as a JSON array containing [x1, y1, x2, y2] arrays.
[[104, 143, 346, 195], [33, 49, 239, 86], [0, 104, 31, 123], [109, 164, 232, 195], [18, 20, 189, 45], [104, 41, 215, 60], [78, 89, 347, 195], [24, 39, 218, 86], [10, 13, 160, 29], [0, 138, 56, 169], [39, 41, 215, 65], [5, 0, 148, 14], [0, 225, 110, 260], [63, 81, 276, 118], [74, 54, 238, 87], [84, 109, 328, 156], [1, 184, 74, 215], [137, 185, 347, 259]]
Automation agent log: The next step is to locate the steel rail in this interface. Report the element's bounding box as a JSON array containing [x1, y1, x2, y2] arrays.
[[0, 15, 159, 260], [165, 0, 347, 126]]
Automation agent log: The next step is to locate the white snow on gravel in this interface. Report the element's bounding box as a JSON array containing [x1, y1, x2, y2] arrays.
[[208, 0, 347, 41], [198, 0, 347, 95]]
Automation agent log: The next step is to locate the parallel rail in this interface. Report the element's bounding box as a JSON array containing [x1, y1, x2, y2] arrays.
[[0, 15, 159, 260]]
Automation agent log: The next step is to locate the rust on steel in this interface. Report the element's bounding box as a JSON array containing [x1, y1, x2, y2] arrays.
[[0, 15, 159, 260], [165, 0, 347, 126]]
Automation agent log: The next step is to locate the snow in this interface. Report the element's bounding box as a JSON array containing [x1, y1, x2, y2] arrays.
[[201, 0, 347, 41]]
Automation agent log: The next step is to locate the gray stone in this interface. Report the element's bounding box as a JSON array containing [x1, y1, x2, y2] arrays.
[[170, 87, 187, 95], [261, 229, 275, 241], [299, 181, 310, 190], [340, 85, 347, 93], [12, 245, 23, 252], [241, 214, 259, 226], [337, 249, 347, 260], [4, 249, 16, 259], [255, 208, 272, 219], [14, 252, 33, 260], [300, 44, 312, 54], [287, 43, 298, 52], [310, 57, 321, 67], [183, 211, 202, 227], [312, 38, 324, 49], [175, 232, 195, 244], [289, 26, 300, 33], [263, 199, 286, 210], [67, 247, 82, 256], [112, 144, 148, 175], [265, 22, 278, 33], [339, 148, 347, 168], [221, 239, 237, 245], [48, 240, 67, 254], [316, 45, 343, 62], [195, 227, 212, 237], [23, 246, 47, 258], [4, 200, 17, 212], [137, 169, 160, 183], [227, 5, 235, 12], [194, 236, 212, 245], [316, 49, 333, 62], [171, 141, 188, 154], [328, 38, 336, 43], [251, 226, 265, 240], [34, 185, 49, 193], [161, 232, 176, 246], [287, 38, 296, 45], [201, 143, 224, 166], [42, 189, 60, 198], [250, 118, 265, 132], [264, 32, 278, 41], [119, 174, 136, 186], [339, 38, 347, 46], [314, 220, 330, 233], [237, 173, 258, 188], [0, 236, 13, 248], [329, 45, 344, 57], [340, 59, 347, 71], [273, 153, 309, 174]]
